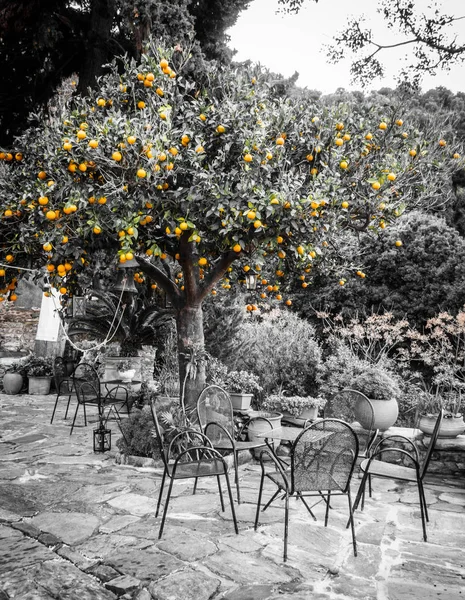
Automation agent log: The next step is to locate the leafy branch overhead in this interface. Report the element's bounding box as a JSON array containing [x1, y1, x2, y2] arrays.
[[279, 0, 465, 87]]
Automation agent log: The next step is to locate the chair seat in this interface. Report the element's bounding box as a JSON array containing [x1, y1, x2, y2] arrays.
[[360, 458, 417, 482], [212, 439, 268, 451], [169, 458, 227, 480]]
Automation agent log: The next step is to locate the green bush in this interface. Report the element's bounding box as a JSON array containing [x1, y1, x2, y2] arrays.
[[237, 309, 323, 397], [116, 407, 160, 459]]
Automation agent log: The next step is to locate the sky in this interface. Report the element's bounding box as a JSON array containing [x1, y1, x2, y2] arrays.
[[227, 0, 465, 95]]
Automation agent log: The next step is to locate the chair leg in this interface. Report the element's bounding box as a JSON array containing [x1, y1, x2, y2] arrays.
[[283, 493, 290, 562], [50, 394, 60, 424], [417, 478, 428, 542], [297, 492, 317, 521], [418, 479, 429, 522], [263, 488, 281, 512], [69, 404, 80, 435], [353, 470, 370, 513], [368, 473, 373, 498], [347, 489, 357, 556], [223, 471, 239, 534], [233, 451, 241, 504], [158, 476, 175, 539], [64, 394, 72, 420], [254, 469, 266, 530], [193, 477, 198, 495], [216, 475, 225, 512], [155, 470, 167, 518], [324, 491, 331, 526]]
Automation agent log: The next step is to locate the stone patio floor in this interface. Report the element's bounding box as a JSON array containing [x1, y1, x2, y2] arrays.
[[1, 391, 465, 600]]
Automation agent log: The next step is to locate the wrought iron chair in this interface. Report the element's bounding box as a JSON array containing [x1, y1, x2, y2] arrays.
[[69, 363, 129, 435], [149, 403, 238, 539], [352, 408, 444, 542], [50, 357, 76, 424], [254, 418, 359, 561], [196, 385, 273, 503]]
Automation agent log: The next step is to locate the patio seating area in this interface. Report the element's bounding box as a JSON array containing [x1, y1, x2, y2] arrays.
[[1, 390, 465, 600]]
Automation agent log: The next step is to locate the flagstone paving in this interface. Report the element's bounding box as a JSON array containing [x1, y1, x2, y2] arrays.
[[1, 391, 465, 599]]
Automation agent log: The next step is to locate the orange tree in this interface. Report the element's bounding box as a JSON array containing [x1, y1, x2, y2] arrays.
[[0, 40, 461, 406]]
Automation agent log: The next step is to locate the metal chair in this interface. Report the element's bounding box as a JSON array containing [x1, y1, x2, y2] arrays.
[[69, 363, 129, 435], [254, 418, 359, 561], [50, 357, 76, 424], [196, 385, 273, 503], [352, 409, 444, 541], [149, 403, 238, 539]]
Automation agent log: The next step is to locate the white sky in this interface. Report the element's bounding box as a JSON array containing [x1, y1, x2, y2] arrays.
[[227, 0, 465, 94]]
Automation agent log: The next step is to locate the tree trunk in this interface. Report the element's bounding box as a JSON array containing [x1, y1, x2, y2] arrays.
[[176, 303, 206, 411], [77, 0, 116, 94]]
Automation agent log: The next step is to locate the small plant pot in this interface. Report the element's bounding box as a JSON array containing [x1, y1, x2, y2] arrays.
[[247, 411, 283, 456], [3, 372, 24, 394], [28, 376, 52, 395], [229, 392, 253, 411], [117, 369, 136, 383]]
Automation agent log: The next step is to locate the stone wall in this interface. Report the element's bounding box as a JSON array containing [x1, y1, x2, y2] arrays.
[[0, 303, 39, 355]]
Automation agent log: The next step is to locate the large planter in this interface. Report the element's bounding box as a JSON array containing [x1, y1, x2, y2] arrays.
[[28, 376, 52, 395], [229, 392, 253, 411], [282, 406, 318, 422], [2, 372, 24, 394], [354, 396, 399, 432], [247, 411, 283, 455], [419, 414, 465, 438]]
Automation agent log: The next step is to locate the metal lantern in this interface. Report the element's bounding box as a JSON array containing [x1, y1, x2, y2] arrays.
[[245, 271, 257, 291], [93, 424, 111, 452], [71, 296, 87, 317], [113, 257, 139, 295]]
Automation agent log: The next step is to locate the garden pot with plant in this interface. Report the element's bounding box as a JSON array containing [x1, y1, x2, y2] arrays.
[[416, 388, 465, 438], [22, 355, 54, 395], [350, 365, 401, 431], [116, 359, 136, 383], [225, 369, 263, 411], [262, 393, 326, 423]]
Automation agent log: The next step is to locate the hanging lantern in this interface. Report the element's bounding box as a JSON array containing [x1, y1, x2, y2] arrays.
[[93, 424, 111, 452], [245, 271, 257, 291], [113, 258, 139, 294], [71, 296, 87, 317]]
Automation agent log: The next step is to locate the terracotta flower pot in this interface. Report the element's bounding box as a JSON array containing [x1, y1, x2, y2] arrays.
[[419, 414, 465, 438], [3, 372, 24, 394]]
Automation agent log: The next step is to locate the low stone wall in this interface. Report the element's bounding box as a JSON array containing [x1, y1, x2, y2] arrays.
[[380, 426, 465, 475]]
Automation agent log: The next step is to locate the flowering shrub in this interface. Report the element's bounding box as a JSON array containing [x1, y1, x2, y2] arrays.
[[21, 355, 53, 378], [350, 365, 401, 401], [117, 359, 134, 372], [225, 370, 263, 395], [262, 394, 326, 417]]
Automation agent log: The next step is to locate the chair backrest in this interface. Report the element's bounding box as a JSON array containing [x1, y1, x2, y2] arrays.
[[149, 403, 169, 470], [420, 408, 444, 479], [291, 418, 359, 493], [150, 402, 215, 467], [73, 362, 100, 387], [196, 385, 235, 441], [326, 389, 377, 457]]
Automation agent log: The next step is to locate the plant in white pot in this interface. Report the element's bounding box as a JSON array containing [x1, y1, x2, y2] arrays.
[[117, 358, 137, 383], [225, 369, 263, 411], [262, 393, 327, 422], [350, 365, 401, 431]]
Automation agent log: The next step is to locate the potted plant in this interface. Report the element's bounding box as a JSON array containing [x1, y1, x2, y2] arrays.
[[417, 386, 465, 438], [262, 393, 327, 422], [117, 358, 136, 383], [2, 360, 26, 394], [225, 369, 263, 411], [22, 355, 54, 395], [350, 365, 401, 431]]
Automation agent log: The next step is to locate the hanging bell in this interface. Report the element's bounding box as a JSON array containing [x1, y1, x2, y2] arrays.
[[113, 268, 138, 294]]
